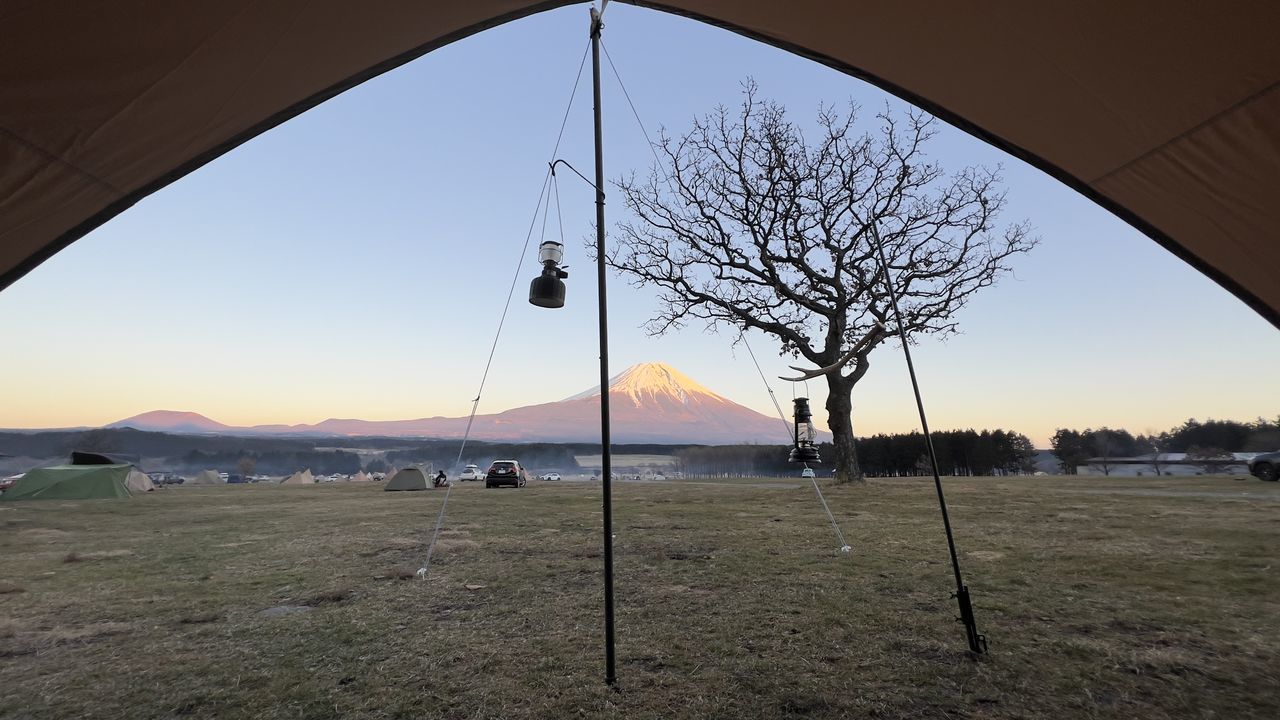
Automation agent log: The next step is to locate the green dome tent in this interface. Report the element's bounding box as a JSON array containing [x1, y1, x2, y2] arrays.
[[0, 464, 154, 501], [384, 467, 428, 491]]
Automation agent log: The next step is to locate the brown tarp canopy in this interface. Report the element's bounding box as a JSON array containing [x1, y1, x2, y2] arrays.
[[1, 1, 1277, 325]]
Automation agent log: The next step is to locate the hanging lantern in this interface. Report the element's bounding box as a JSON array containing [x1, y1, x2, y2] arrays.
[[788, 397, 821, 464], [529, 240, 569, 308]]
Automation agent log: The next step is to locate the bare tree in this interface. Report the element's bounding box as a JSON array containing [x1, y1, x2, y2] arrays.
[[607, 82, 1036, 482], [1089, 432, 1115, 477], [1184, 445, 1234, 475], [1135, 433, 1165, 476]]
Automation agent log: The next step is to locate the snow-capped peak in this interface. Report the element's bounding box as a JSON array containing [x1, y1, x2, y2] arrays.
[[564, 362, 728, 406]]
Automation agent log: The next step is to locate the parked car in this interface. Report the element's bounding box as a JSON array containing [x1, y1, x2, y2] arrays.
[[459, 464, 485, 482], [1248, 451, 1279, 481], [486, 460, 527, 488], [801, 467, 816, 478], [539, 472, 561, 481]]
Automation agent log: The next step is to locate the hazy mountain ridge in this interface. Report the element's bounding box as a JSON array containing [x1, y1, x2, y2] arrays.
[[100, 362, 804, 444]]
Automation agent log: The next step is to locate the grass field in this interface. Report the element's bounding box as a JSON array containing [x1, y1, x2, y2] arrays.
[[1, 475, 1278, 719]]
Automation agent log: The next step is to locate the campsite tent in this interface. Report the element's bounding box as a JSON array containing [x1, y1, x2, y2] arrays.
[[351, 471, 371, 483], [281, 469, 315, 485], [0, 464, 154, 501], [186, 470, 224, 485], [384, 467, 428, 491], [71, 451, 142, 466]]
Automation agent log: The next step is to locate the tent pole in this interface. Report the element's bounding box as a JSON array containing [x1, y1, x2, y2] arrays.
[[590, 3, 618, 687], [868, 223, 988, 656]]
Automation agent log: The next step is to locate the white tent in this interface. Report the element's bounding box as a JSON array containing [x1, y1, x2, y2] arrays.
[[281, 469, 315, 485], [124, 469, 156, 493], [186, 469, 224, 485]]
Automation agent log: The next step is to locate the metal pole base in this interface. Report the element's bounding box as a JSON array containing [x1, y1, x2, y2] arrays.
[[952, 586, 988, 656]]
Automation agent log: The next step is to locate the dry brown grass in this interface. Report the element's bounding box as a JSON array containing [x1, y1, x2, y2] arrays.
[[0, 476, 1278, 718]]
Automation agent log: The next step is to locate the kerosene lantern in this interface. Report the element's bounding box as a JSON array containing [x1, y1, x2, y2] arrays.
[[788, 397, 821, 464]]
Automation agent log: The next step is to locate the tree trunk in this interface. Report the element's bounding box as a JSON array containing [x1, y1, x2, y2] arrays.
[[825, 373, 864, 484]]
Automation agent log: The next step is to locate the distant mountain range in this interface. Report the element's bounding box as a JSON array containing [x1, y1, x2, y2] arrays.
[[104, 362, 806, 445]]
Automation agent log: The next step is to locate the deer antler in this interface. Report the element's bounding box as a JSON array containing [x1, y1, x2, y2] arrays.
[[778, 323, 888, 381]]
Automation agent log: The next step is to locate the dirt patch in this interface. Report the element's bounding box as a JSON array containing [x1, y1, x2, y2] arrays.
[[178, 612, 222, 625], [359, 536, 423, 557], [432, 539, 480, 552], [374, 566, 418, 581], [662, 549, 715, 561], [64, 549, 132, 563], [298, 587, 354, 606], [968, 551, 1006, 561], [257, 605, 313, 618], [80, 549, 134, 560], [1129, 646, 1212, 678], [44, 622, 134, 643], [660, 584, 712, 596], [20, 528, 71, 541]]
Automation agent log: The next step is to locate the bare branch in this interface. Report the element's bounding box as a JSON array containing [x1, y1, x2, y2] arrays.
[[779, 323, 887, 381], [607, 82, 1037, 376]]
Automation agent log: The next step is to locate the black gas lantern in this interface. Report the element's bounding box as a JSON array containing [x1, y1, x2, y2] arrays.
[[529, 240, 569, 308], [788, 397, 821, 464]]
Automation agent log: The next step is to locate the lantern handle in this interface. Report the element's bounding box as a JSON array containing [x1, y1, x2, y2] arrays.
[[778, 322, 887, 381]]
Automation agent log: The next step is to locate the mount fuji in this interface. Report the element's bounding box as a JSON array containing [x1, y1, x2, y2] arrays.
[[107, 362, 808, 444]]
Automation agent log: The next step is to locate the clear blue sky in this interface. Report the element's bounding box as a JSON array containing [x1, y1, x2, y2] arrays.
[[2, 3, 1276, 446]]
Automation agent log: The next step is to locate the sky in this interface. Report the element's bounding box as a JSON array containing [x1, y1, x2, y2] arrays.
[[1, 4, 1277, 447]]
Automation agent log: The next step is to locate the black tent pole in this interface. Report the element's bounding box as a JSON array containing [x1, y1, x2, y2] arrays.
[[868, 224, 987, 656], [590, 3, 618, 687]]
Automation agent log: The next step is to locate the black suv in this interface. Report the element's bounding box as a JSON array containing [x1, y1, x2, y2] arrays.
[[485, 460, 527, 488], [1248, 451, 1279, 482]]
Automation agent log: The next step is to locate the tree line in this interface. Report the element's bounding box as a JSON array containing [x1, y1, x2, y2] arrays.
[[1050, 417, 1280, 474], [857, 429, 1036, 477], [675, 428, 1036, 478], [384, 442, 582, 472], [180, 448, 364, 476]]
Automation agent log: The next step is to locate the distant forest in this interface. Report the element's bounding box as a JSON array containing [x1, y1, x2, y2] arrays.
[[677, 429, 1036, 478], [2, 416, 1274, 477], [0, 425, 1035, 477], [0, 427, 696, 476], [1049, 417, 1280, 474]]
